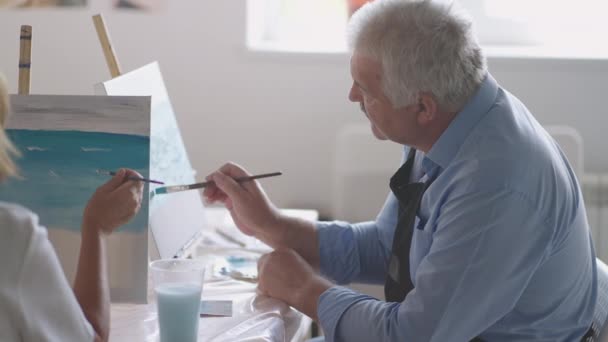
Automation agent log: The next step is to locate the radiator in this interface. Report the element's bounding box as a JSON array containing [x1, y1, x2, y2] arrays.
[[583, 173, 608, 262]]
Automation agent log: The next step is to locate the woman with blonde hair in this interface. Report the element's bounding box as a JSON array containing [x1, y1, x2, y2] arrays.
[[0, 74, 144, 341]]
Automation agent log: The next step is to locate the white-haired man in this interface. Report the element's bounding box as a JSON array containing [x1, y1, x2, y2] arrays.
[[204, 0, 597, 341]]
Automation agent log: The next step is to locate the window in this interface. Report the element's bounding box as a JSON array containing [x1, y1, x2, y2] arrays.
[[247, 0, 608, 56], [483, 0, 607, 46], [247, 0, 348, 52]]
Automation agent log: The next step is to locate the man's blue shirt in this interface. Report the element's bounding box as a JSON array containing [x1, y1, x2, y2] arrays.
[[316, 74, 597, 341]]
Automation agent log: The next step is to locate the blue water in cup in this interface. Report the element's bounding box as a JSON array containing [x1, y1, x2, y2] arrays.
[[156, 283, 202, 342]]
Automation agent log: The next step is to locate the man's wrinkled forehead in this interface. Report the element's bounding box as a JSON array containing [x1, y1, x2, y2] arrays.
[[351, 53, 383, 86]]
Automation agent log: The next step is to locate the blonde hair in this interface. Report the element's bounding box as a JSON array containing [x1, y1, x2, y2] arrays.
[[0, 74, 19, 180]]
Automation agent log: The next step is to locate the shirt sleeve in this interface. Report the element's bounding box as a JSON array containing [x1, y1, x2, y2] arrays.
[[17, 224, 95, 342], [317, 220, 391, 285], [318, 188, 552, 342], [316, 189, 398, 285]]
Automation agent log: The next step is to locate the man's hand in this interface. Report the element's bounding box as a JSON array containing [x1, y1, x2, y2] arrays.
[[257, 249, 332, 321], [82, 168, 144, 235], [203, 162, 283, 240]]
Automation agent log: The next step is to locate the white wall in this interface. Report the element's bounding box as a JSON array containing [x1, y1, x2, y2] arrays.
[[1, 1, 607, 218]]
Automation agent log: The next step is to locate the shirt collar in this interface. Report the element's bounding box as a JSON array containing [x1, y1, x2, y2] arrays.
[[424, 73, 499, 171]]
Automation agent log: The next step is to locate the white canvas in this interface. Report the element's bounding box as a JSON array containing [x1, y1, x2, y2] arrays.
[[96, 62, 207, 260]]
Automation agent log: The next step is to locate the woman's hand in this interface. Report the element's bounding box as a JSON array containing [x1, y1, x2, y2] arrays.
[[82, 168, 144, 235]]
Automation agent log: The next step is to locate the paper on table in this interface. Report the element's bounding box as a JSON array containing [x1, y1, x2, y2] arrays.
[[200, 300, 233, 317]]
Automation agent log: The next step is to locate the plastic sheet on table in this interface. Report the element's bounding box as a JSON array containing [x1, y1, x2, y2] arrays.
[[110, 280, 307, 342]]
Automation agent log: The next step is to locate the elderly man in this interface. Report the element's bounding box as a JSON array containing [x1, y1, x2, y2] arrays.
[[204, 0, 596, 340]]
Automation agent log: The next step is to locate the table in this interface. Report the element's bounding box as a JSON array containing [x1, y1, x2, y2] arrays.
[[110, 208, 317, 342]]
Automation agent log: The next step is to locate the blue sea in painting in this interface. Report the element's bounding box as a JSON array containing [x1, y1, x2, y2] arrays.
[[0, 129, 150, 233]]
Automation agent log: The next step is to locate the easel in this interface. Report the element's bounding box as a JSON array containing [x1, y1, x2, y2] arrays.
[[90, 15, 207, 261], [92, 14, 122, 78], [18, 16, 119, 93], [18, 25, 32, 95]]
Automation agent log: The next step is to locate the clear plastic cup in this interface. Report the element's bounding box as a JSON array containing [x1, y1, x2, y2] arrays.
[[150, 259, 206, 342]]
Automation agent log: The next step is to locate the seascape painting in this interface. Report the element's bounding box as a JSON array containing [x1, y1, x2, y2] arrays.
[[113, 0, 165, 11], [0, 0, 86, 8], [3, 130, 149, 232], [0, 94, 151, 303]]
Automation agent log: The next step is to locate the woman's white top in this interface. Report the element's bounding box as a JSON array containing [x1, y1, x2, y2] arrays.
[[0, 202, 94, 342]]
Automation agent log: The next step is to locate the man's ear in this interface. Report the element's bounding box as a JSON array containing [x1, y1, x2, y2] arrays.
[[416, 93, 438, 125]]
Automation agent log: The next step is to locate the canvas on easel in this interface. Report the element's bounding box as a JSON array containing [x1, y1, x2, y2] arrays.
[[96, 62, 207, 260], [0, 94, 152, 303]]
